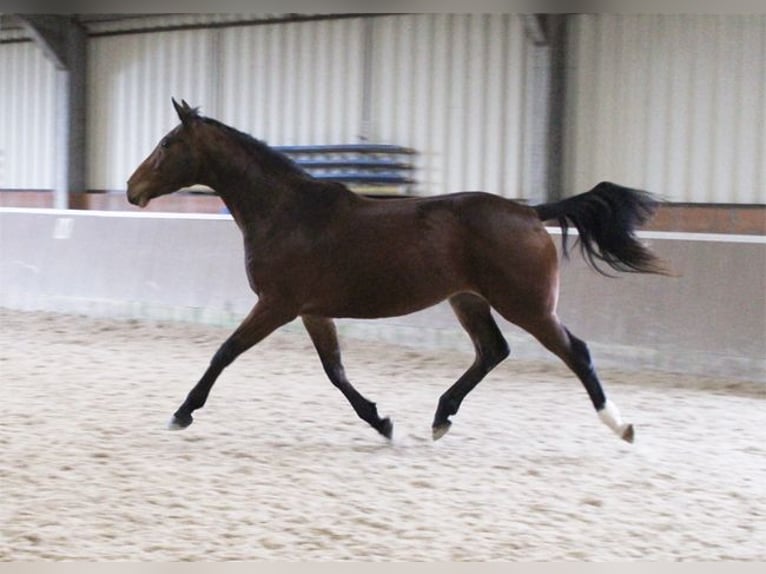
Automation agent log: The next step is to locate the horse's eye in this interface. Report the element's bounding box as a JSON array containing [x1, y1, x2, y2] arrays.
[[160, 138, 171, 149]]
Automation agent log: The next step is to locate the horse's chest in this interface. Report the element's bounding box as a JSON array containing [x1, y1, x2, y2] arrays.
[[242, 241, 316, 297]]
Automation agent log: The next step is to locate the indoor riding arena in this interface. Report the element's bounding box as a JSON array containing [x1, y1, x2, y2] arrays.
[[1, 13, 764, 562]]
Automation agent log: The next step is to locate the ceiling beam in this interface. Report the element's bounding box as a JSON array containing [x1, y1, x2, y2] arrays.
[[521, 14, 549, 46], [16, 15, 75, 69]]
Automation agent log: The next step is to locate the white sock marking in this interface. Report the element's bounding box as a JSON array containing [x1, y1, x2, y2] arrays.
[[598, 399, 629, 436]]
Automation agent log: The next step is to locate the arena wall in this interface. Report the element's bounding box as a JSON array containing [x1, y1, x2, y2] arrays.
[[1, 208, 763, 381], [564, 14, 765, 204], [3, 14, 764, 205]]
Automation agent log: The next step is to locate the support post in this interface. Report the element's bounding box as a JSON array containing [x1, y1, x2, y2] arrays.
[[359, 17, 375, 142], [545, 15, 569, 202], [18, 15, 87, 210]]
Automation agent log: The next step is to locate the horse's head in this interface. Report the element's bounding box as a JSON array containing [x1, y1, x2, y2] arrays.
[[127, 98, 204, 208]]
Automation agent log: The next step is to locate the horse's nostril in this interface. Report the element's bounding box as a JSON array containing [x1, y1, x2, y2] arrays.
[[127, 186, 147, 207]]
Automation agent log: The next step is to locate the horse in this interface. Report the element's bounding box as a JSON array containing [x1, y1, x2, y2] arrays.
[[127, 98, 670, 444]]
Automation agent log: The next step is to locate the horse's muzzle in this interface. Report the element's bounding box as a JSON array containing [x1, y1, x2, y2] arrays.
[[126, 183, 151, 208], [127, 192, 149, 208]]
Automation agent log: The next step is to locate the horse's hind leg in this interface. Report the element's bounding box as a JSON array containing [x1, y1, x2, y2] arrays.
[[519, 313, 634, 443], [302, 315, 393, 439], [432, 293, 510, 440]]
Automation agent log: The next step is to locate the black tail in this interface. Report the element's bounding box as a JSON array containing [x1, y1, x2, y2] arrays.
[[534, 181, 670, 276]]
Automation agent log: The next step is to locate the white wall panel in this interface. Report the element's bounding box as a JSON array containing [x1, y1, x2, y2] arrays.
[[87, 16, 533, 198], [0, 41, 56, 189], [565, 15, 765, 204], [218, 18, 365, 146], [8, 14, 762, 207], [89, 19, 367, 191], [369, 14, 531, 198], [87, 30, 217, 190]]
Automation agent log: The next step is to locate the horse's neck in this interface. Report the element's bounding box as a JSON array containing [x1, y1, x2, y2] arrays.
[[201, 145, 297, 229], [196, 132, 353, 239]]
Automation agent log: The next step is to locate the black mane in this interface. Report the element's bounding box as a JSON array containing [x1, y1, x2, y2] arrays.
[[201, 117, 307, 179]]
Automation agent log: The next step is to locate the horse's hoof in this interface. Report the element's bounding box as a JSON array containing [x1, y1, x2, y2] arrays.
[[167, 413, 193, 430], [378, 417, 393, 440], [432, 420, 452, 441], [621, 424, 635, 444]]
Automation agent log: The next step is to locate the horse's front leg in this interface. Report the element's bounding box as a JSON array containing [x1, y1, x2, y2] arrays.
[[302, 315, 393, 439], [169, 300, 296, 430]]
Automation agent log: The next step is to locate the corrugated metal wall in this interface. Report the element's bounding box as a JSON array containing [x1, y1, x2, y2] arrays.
[[88, 29, 217, 190], [88, 19, 368, 191], [218, 18, 366, 146], [0, 40, 56, 189], [4, 14, 765, 205], [369, 14, 531, 197], [565, 15, 765, 204], [86, 15, 536, 198]]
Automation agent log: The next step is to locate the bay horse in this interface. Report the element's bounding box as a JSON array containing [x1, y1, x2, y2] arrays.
[[127, 99, 669, 444]]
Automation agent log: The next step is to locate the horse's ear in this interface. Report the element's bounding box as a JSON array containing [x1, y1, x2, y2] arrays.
[[172, 97, 196, 126], [172, 97, 184, 117]]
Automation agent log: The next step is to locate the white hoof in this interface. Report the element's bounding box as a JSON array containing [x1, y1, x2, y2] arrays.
[[598, 400, 634, 443]]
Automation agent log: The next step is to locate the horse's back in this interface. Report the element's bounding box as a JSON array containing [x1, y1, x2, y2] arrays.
[[356, 190, 538, 231], [387, 191, 552, 258], [355, 190, 557, 293]]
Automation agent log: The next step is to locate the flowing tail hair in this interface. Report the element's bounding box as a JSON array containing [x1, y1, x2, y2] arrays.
[[533, 181, 672, 276]]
